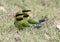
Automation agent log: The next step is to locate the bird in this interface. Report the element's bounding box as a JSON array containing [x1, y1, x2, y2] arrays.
[[22, 9, 47, 28], [14, 10, 31, 30], [22, 9, 39, 24], [22, 9, 40, 28]]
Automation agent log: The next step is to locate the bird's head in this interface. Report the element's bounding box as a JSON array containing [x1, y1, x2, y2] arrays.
[[22, 10, 31, 18], [16, 16, 23, 21], [15, 10, 23, 17]]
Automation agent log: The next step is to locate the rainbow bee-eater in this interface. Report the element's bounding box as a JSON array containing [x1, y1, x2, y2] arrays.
[[22, 9, 47, 28]]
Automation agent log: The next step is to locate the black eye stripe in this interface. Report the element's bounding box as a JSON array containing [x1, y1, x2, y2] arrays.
[[22, 10, 31, 12], [15, 14, 23, 17], [16, 18, 23, 21], [23, 14, 29, 17]]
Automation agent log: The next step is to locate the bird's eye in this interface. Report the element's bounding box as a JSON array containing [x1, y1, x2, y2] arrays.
[[23, 14, 29, 17]]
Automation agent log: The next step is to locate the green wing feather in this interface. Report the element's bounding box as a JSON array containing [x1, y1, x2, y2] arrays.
[[22, 20, 31, 27], [28, 17, 39, 24], [14, 20, 24, 30]]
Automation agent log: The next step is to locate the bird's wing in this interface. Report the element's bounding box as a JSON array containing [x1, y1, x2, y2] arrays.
[[14, 20, 23, 29], [22, 20, 31, 27], [28, 18, 39, 24]]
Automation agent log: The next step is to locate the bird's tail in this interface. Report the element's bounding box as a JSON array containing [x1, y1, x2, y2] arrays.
[[39, 15, 48, 23]]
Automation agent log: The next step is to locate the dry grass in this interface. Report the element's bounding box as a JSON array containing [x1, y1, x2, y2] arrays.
[[0, 0, 60, 42]]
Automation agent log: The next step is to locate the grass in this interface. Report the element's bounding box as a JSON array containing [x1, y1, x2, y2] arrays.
[[0, 0, 60, 42]]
